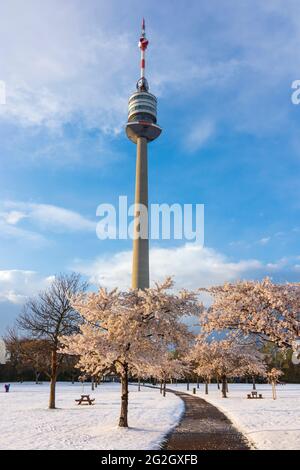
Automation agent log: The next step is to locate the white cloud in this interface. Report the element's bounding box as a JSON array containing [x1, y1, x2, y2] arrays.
[[1, 244, 298, 310], [0, 270, 54, 304], [0, 0, 299, 140], [1, 201, 95, 235], [185, 120, 215, 152], [257, 237, 271, 245], [0, 219, 47, 244], [0, 1, 132, 134], [74, 243, 264, 290], [0, 210, 27, 225]]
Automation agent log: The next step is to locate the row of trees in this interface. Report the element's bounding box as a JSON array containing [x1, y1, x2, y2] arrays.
[[4, 333, 79, 384], [3, 274, 299, 428]]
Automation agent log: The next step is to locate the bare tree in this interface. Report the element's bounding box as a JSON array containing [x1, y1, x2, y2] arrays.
[[17, 273, 87, 409]]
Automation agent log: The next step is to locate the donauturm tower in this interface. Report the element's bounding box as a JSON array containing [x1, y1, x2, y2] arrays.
[[126, 19, 162, 289]]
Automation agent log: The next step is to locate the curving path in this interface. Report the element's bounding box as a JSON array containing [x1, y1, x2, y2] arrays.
[[163, 389, 251, 450]]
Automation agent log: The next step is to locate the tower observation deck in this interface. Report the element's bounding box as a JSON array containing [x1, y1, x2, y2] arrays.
[[126, 20, 162, 289]]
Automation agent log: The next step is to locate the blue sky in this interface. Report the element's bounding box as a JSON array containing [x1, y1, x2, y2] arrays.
[[0, 0, 300, 334]]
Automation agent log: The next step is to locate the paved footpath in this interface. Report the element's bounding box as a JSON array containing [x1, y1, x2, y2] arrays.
[[163, 390, 251, 450]]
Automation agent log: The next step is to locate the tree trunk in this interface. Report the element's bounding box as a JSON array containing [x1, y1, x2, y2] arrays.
[[252, 376, 256, 391], [160, 382, 163, 394], [217, 378, 220, 390], [197, 377, 200, 389], [119, 366, 129, 427], [138, 378, 141, 391], [205, 381, 208, 395], [163, 381, 166, 397], [221, 375, 227, 398], [49, 348, 58, 409], [35, 371, 40, 384], [187, 380, 190, 391], [272, 381, 277, 400], [91, 376, 95, 391]]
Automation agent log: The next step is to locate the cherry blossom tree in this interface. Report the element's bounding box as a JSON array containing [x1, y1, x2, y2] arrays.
[[267, 368, 283, 400], [189, 337, 267, 398], [188, 340, 214, 394], [150, 353, 188, 397], [60, 278, 200, 427], [0, 339, 7, 365], [200, 279, 300, 349]]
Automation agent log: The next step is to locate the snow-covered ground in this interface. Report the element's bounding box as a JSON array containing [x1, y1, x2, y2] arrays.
[[1, 381, 299, 450], [0, 382, 183, 450], [169, 382, 300, 450]]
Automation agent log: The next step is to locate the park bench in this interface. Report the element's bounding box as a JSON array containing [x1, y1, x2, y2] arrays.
[[247, 391, 263, 399], [75, 394, 95, 405]]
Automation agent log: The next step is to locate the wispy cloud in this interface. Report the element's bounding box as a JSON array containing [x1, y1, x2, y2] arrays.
[[0, 201, 96, 239], [257, 237, 271, 246], [185, 120, 215, 152], [0, 219, 47, 245], [0, 1, 131, 134], [1, 0, 299, 140], [0, 270, 54, 304]]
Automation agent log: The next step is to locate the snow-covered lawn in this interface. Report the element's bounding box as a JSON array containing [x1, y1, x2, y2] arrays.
[[2, 381, 298, 450], [169, 382, 300, 450], [0, 382, 183, 450]]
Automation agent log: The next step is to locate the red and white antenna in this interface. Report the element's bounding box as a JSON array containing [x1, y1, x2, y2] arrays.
[[139, 18, 149, 79]]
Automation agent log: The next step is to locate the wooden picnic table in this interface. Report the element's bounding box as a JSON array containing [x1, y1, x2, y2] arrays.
[[247, 391, 263, 399], [75, 394, 95, 405]]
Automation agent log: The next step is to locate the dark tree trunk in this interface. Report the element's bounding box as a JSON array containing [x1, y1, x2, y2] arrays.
[[138, 378, 141, 391], [91, 376, 95, 391], [163, 381, 166, 397], [221, 375, 227, 398], [252, 376, 256, 391], [119, 366, 129, 427], [205, 381, 208, 395], [49, 348, 58, 409], [217, 378, 220, 390], [160, 382, 163, 394], [187, 380, 190, 391], [197, 377, 200, 389], [35, 371, 40, 384]]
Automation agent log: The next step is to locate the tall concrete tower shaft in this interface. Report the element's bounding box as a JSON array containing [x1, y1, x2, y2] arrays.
[[126, 20, 162, 289], [132, 136, 149, 288]]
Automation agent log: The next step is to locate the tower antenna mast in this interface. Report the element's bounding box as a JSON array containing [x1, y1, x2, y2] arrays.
[[139, 18, 148, 79]]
